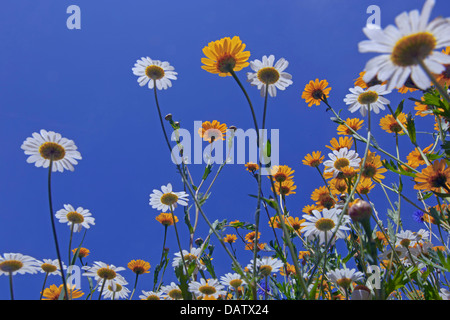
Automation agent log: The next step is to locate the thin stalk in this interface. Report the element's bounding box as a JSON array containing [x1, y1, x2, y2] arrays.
[[170, 206, 189, 276], [129, 273, 139, 300], [8, 273, 14, 300], [39, 272, 49, 300], [47, 160, 68, 299]]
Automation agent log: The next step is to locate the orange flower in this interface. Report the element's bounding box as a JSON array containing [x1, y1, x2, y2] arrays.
[[326, 137, 353, 151], [379, 113, 407, 134], [245, 162, 259, 173], [337, 118, 364, 135], [128, 259, 151, 275], [302, 79, 331, 107], [41, 284, 84, 300], [302, 151, 324, 167], [223, 234, 237, 244], [414, 159, 450, 193], [198, 120, 227, 143]]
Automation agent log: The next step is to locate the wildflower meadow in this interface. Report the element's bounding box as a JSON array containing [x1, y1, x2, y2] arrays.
[[3, 0, 450, 307]]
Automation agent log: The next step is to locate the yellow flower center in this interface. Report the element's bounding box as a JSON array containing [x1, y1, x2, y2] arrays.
[[315, 218, 335, 232], [168, 288, 183, 300], [41, 263, 57, 273], [400, 239, 411, 247], [334, 158, 350, 171], [160, 193, 179, 206], [66, 211, 84, 224], [0, 260, 23, 273], [96, 267, 116, 280], [259, 265, 273, 277], [391, 32, 437, 67], [336, 277, 352, 289], [217, 55, 236, 73], [108, 283, 123, 292], [146, 294, 160, 300], [357, 91, 379, 105], [199, 284, 217, 296], [39, 142, 66, 161], [145, 65, 165, 80], [257, 67, 280, 84], [229, 279, 243, 288]]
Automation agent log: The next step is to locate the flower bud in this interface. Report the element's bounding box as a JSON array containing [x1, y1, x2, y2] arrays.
[[164, 113, 172, 121], [348, 199, 372, 223]]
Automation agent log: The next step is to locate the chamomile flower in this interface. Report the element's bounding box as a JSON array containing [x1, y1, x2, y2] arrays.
[[160, 282, 183, 300], [301, 208, 351, 245], [36, 259, 66, 276], [220, 273, 247, 289], [188, 278, 226, 299], [327, 268, 364, 289], [132, 57, 177, 90], [82, 261, 127, 286], [246, 256, 284, 277], [0, 253, 40, 276], [358, 0, 450, 90], [323, 147, 361, 179], [21, 129, 82, 172], [247, 55, 293, 97], [99, 281, 130, 300], [55, 204, 95, 232], [344, 85, 391, 116], [172, 248, 206, 273], [149, 183, 189, 212], [395, 230, 419, 248], [139, 290, 165, 300]]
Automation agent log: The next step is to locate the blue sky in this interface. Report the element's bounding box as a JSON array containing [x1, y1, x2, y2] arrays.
[[0, 0, 448, 299]]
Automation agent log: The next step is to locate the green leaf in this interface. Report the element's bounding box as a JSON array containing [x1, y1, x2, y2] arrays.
[[405, 113, 416, 144], [394, 100, 404, 117]]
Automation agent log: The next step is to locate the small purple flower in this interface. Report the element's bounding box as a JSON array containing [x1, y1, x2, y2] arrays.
[[413, 210, 425, 223]]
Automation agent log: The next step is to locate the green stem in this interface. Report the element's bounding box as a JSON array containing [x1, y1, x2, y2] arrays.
[[170, 206, 189, 276], [129, 273, 139, 300], [47, 159, 69, 300], [9, 272, 14, 300], [39, 272, 49, 300]]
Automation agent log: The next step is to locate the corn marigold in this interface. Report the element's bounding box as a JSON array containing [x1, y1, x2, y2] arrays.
[[337, 118, 364, 135], [302, 79, 331, 107]]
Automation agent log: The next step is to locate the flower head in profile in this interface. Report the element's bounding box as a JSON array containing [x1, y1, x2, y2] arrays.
[[172, 248, 206, 274], [245, 162, 259, 173], [149, 183, 189, 212], [128, 259, 151, 275], [198, 120, 227, 143], [139, 290, 165, 300], [247, 55, 293, 97], [327, 268, 364, 290], [201, 36, 250, 77], [36, 259, 65, 276], [55, 204, 95, 232], [302, 79, 331, 107], [301, 207, 351, 245], [99, 281, 130, 300], [188, 278, 226, 299], [82, 261, 127, 286], [303, 151, 324, 168], [246, 256, 284, 277], [41, 284, 84, 300], [360, 151, 388, 182], [344, 85, 391, 116], [0, 253, 40, 276], [337, 118, 364, 136], [21, 129, 82, 172], [272, 179, 297, 196], [269, 165, 294, 183], [132, 57, 177, 90], [220, 273, 247, 290], [155, 212, 179, 226], [358, 0, 450, 90], [160, 282, 183, 300]]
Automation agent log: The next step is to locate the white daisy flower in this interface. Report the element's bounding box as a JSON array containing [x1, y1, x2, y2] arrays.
[[343, 85, 391, 117], [358, 0, 450, 91], [82, 261, 127, 286], [395, 230, 419, 248], [0, 253, 40, 276], [415, 229, 430, 243], [172, 247, 206, 274], [132, 57, 177, 90], [246, 55, 293, 97], [99, 280, 130, 300], [188, 278, 226, 299], [327, 268, 364, 289], [36, 258, 66, 276], [440, 288, 450, 300], [21, 129, 82, 172], [301, 207, 351, 245], [220, 272, 247, 289], [160, 282, 183, 300], [149, 183, 189, 212], [323, 147, 361, 179], [55, 204, 95, 232], [246, 256, 284, 277], [139, 290, 165, 300]]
